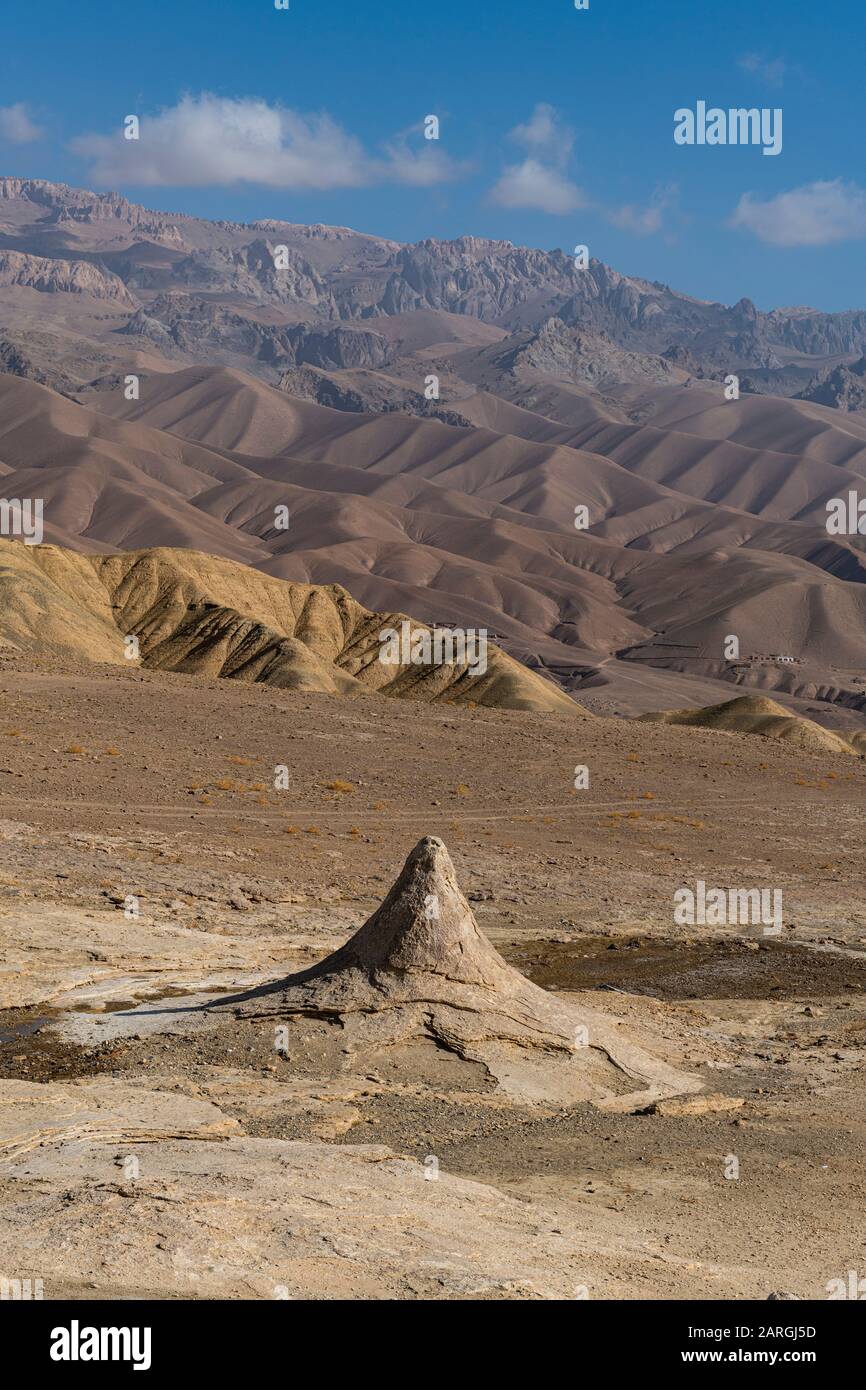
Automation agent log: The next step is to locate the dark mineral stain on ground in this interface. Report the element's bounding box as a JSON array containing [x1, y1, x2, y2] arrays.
[[503, 936, 866, 1000]]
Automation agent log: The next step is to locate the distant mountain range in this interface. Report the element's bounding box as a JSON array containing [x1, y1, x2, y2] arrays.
[[1, 177, 865, 398], [0, 176, 864, 725]]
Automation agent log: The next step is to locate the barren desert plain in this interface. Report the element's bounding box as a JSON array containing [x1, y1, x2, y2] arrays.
[[0, 654, 864, 1300]]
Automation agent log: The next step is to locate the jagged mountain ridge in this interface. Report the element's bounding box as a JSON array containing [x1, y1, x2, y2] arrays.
[[2, 178, 866, 390]]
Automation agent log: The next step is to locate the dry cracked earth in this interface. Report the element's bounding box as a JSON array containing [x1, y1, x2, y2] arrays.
[[0, 656, 865, 1300]]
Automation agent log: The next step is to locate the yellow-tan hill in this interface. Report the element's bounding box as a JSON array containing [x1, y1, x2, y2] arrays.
[[0, 541, 589, 716], [638, 695, 860, 757]]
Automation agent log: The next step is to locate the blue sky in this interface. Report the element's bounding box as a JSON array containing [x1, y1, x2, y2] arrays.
[[1, 0, 864, 311]]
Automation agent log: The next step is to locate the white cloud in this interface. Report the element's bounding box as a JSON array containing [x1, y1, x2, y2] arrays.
[[491, 159, 584, 215], [70, 94, 463, 190], [0, 103, 44, 144], [510, 102, 574, 164], [738, 53, 788, 87], [489, 104, 583, 214], [730, 179, 866, 247]]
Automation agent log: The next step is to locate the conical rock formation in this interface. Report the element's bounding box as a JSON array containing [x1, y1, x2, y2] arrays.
[[222, 837, 700, 1109]]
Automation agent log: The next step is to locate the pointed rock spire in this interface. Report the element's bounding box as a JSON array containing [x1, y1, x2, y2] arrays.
[[222, 837, 700, 1109], [228, 836, 581, 1050], [305, 835, 521, 987]]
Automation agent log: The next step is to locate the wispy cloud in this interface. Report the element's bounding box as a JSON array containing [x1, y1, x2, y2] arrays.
[[608, 184, 679, 237], [489, 104, 674, 228], [737, 53, 789, 87], [381, 120, 470, 188], [510, 103, 575, 164], [490, 103, 585, 214], [70, 94, 465, 190], [0, 103, 44, 144], [730, 179, 866, 247]]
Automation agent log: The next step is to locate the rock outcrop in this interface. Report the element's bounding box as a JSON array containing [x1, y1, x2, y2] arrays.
[[221, 836, 699, 1109], [795, 357, 866, 412], [0, 250, 137, 306]]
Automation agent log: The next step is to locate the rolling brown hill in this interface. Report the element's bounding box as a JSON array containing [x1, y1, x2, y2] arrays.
[[1, 366, 866, 726]]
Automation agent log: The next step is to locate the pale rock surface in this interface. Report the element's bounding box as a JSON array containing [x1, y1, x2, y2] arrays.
[[0, 1105, 593, 1299]]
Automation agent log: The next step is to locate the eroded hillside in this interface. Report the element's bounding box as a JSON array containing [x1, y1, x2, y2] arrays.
[[0, 541, 585, 715]]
